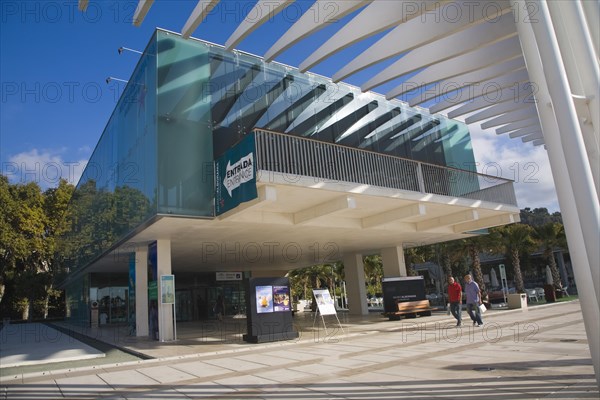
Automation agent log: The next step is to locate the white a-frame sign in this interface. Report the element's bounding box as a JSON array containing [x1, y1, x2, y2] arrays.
[[312, 288, 345, 338]]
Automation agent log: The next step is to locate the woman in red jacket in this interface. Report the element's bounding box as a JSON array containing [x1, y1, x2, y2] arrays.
[[447, 276, 463, 327]]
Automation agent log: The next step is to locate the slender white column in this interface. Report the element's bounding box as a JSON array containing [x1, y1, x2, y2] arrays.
[[135, 247, 149, 337], [156, 239, 174, 341], [548, 1, 600, 196], [528, 0, 599, 289], [343, 253, 369, 316], [511, 0, 599, 385], [381, 246, 407, 278]]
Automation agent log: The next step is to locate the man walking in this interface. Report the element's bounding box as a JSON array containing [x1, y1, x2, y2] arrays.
[[464, 274, 483, 326], [447, 276, 462, 326]]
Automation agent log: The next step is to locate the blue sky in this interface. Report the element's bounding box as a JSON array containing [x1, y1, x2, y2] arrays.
[[0, 1, 559, 211]]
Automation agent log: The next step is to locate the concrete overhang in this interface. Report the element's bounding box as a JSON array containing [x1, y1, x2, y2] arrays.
[[85, 173, 519, 275]]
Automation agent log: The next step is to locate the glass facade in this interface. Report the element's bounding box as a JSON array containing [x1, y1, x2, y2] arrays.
[[62, 30, 480, 324]]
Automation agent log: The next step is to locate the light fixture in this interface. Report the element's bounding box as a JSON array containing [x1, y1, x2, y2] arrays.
[[106, 77, 128, 84], [118, 46, 143, 55]]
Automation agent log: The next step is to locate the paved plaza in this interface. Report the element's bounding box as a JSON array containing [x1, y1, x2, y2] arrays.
[[1, 301, 598, 399]]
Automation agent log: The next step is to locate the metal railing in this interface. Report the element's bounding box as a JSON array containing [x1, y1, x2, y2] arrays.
[[253, 129, 517, 206]]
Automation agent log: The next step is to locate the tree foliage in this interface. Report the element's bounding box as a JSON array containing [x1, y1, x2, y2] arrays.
[[0, 178, 73, 319], [533, 222, 566, 289]]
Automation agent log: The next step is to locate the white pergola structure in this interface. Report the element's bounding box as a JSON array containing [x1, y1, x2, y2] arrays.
[[80, 0, 599, 383]]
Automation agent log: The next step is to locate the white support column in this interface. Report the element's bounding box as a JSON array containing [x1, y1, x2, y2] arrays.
[[512, 0, 599, 385], [343, 253, 369, 316], [381, 246, 407, 278], [156, 239, 174, 341], [528, 1, 600, 283], [548, 1, 600, 197], [135, 246, 149, 337]]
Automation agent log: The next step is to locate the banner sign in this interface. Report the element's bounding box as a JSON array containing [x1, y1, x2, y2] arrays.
[[499, 264, 507, 279], [160, 275, 175, 304], [215, 133, 257, 215], [313, 289, 337, 316], [216, 272, 243, 281]]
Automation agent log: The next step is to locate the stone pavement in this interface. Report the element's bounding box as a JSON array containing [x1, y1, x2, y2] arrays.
[[1, 301, 598, 399], [0, 323, 104, 368]]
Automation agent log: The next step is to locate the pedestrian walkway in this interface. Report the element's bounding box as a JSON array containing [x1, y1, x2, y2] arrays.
[[0, 323, 104, 369], [1, 301, 598, 399]]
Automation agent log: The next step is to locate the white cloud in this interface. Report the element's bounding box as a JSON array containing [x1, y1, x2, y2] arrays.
[[4, 149, 87, 189], [470, 131, 560, 212]]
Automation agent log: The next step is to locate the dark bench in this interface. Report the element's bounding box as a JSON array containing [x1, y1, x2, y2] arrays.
[[386, 300, 433, 320]]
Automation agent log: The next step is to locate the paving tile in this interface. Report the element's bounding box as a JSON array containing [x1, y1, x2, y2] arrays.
[[55, 374, 115, 397], [252, 367, 317, 383], [235, 353, 300, 367], [201, 357, 268, 372], [99, 369, 160, 388], [137, 364, 198, 383], [171, 360, 233, 378], [261, 349, 322, 362]]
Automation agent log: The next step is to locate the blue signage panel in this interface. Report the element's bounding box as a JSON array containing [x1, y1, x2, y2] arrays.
[[215, 133, 257, 215]]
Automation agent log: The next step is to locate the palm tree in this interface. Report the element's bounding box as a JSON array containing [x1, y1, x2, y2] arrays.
[[363, 255, 383, 296], [404, 246, 434, 276], [494, 224, 536, 293], [533, 223, 567, 289]]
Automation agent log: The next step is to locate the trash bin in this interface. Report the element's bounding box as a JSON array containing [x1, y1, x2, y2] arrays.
[[508, 293, 528, 309], [544, 284, 556, 303]]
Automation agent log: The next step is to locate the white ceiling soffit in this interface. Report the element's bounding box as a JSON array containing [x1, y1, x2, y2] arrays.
[[122, 0, 550, 146]]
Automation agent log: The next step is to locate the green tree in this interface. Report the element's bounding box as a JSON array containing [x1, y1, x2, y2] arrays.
[[0, 175, 18, 305], [520, 207, 562, 226], [42, 179, 75, 318], [363, 255, 383, 296], [454, 233, 499, 300], [404, 246, 434, 276], [533, 222, 567, 289], [8, 181, 48, 320], [494, 224, 536, 293]]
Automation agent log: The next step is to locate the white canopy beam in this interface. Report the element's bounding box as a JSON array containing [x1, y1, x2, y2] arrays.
[[508, 128, 542, 139], [265, 0, 370, 62], [495, 117, 540, 134], [299, 0, 448, 72], [363, 12, 518, 92], [407, 58, 525, 106], [333, 0, 513, 83], [448, 85, 533, 119], [225, 0, 295, 50], [385, 35, 522, 99], [133, 0, 154, 27], [480, 106, 538, 129], [429, 68, 530, 114], [465, 91, 534, 124], [182, 0, 221, 39]]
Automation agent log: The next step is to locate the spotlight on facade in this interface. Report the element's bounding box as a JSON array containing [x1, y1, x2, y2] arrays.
[[118, 46, 143, 55], [106, 77, 129, 84]]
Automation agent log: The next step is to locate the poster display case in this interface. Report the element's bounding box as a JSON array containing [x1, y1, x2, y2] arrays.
[[243, 277, 299, 343]]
